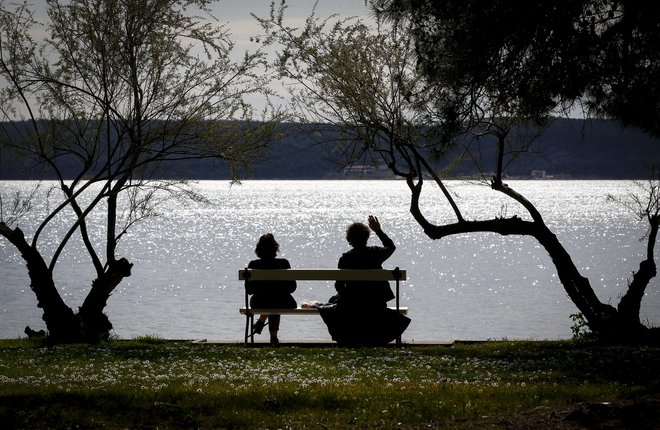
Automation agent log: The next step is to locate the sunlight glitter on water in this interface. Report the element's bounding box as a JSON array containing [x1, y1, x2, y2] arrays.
[[1, 180, 657, 341]]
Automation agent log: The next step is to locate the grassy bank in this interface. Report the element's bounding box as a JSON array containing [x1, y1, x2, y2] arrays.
[[1, 339, 659, 429]]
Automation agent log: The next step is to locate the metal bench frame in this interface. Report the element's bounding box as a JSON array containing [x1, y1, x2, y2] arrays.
[[238, 267, 407, 345]]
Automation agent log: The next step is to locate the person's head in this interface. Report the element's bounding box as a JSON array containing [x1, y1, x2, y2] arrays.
[[346, 222, 370, 248], [255, 233, 279, 259]]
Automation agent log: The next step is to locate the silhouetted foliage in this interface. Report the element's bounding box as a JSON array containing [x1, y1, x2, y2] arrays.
[[0, 0, 277, 343], [258, 0, 660, 343], [373, 0, 660, 136]]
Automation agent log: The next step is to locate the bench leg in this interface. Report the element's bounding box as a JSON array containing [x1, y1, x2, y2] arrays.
[[250, 314, 255, 344], [244, 313, 253, 345]]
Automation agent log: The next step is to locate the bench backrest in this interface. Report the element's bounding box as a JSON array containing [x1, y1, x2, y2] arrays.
[[238, 268, 406, 281]]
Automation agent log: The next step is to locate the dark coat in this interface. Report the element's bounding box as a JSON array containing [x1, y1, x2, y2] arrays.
[[321, 230, 410, 345], [334, 230, 396, 309], [245, 258, 297, 309]]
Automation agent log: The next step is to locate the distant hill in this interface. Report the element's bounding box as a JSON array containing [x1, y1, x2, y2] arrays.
[[497, 118, 660, 179], [1, 119, 658, 180]]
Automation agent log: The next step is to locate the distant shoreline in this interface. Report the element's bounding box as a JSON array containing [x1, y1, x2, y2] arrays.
[[2, 118, 659, 181]]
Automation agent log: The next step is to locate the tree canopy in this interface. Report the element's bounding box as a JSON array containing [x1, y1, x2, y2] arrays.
[[258, 0, 660, 342], [372, 0, 660, 137], [0, 0, 277, 342]]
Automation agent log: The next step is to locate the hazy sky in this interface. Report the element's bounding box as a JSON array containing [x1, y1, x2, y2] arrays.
[[16, 1, 374, 114], [27, 1, 373, 46], [211, 0, 371, 20], [210, 0, 373, 52], [205, 0, 374, 110]]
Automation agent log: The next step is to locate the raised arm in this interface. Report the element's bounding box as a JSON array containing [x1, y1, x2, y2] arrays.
[[369, 215, 395, 260]]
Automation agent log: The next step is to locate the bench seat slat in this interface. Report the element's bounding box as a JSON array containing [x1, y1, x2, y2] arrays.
[[240, 307, 408, 315], [238, 267, 409, 345], [239, 268, 406, 281]]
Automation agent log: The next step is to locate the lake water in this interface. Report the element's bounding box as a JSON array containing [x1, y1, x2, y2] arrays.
[[1, 180, 658, 342]]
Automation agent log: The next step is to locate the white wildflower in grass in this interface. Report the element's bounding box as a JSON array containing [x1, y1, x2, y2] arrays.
[[0, 339, 656, 429]]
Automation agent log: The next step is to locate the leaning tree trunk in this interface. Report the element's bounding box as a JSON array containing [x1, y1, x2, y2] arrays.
[[486, 179, 658, 342], [405, 175, 658, 344], [532, 222, 626, 339], [1, 222, 132, 343], [1, 223, 79, 342], [490, 183, 658, 342]]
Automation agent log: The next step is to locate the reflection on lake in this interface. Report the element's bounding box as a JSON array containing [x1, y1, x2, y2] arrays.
[[1, 180, 658, 341]]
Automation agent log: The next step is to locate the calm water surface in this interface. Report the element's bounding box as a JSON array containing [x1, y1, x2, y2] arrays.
[[1, 180, 658, 341]]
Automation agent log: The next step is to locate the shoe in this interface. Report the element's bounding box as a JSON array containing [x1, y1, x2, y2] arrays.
[[252, 319, 266, 336], [270, 336, 280, 346]]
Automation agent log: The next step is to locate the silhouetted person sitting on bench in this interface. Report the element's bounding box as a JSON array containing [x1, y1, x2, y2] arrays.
[[245, 233, 297, 345], [320, 215, 410, 345]]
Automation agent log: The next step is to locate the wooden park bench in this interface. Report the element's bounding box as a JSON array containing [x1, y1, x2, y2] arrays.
[[238, 267, 408, 345]]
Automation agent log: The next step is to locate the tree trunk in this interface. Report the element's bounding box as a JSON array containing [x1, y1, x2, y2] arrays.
[[0, 223, 78, 343], [616, 216, 658, 339], [406, 179, 659, 343], [79, 258, 133, 342], [532, 223, 624, 338], [618, 260, 655, 324], [1, 222, 132, 343]]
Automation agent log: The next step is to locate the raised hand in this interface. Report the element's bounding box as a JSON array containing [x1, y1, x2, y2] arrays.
[[367, 215, 382, 233]]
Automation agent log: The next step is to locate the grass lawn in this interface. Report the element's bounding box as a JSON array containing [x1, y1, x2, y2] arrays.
[[1, 338, 659, 429]]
